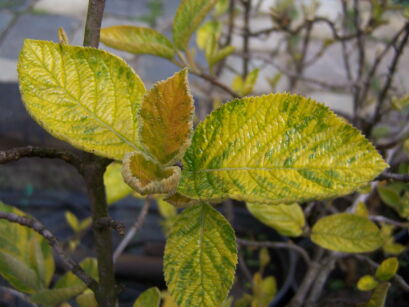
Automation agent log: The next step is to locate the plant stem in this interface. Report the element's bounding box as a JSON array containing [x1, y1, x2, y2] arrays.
[[83, 0, 106, 48]]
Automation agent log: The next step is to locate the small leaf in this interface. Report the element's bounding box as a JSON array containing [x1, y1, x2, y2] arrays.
[[164, 203, 237, 307], [18, 39, 146, 160], [252, 273, 277, 307], [101, 26, 176, 60], [375, 258, 399, 281], [357, 275, 378, 291], [365, 282, 391, 307], [311, 213, 384, 253], [242, 69, 260, 96], [76, 289, 97, 307], [65, 211, 80, 232], [0, 202, 54, 294], [58, 27, 69, 45], [133, 287, 161, 307], [178, 93, 387, 204], [104, 162, 133, 204], [173, 0, 218, 50], [122, 151, 181, 195], [139, 69, 194, 165], [246, 203, 305, 237], [355, 202, 369, 217], [383, 241, 406, 255], [259, 248, 270, 270], [210, 46, 235, 66], [196, 21, 221, 50]]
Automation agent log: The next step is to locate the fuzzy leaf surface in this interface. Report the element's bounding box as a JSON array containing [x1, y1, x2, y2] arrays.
[[246, 203, 304, 237], [139, 69, 194, 165], [101, 26, 175, 59], [311, 213, 383, 253], [0, 202, 54, 294], [18, 39, 146, 160], [173, 0, 218, 50], [178, 93, 387, 203], [164, 203, 237, 307]]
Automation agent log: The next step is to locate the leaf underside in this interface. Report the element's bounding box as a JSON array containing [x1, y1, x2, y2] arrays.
[[18, 39, 146, 160], [177, 93, 387, 204], [164, 203, 237, 307]]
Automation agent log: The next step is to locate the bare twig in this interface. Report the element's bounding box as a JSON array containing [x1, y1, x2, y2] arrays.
[[83, 0, 106, 48], [190, 69, 240, 98], [369, 215, 409, 228], [113, 198, 151, 263], [0, 211, 98, 292], [241, 0, 251, 78], [237, 238, 311, 265], [375, 172, 409, 183]]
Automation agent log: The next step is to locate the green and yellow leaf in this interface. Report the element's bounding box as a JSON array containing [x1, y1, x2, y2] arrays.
[[101, 26, 175, 59], [164, 203, 237, 307], [139, 69, 194, 165], [122, 151, 181, 195], [246, 203, 305, 237], [76, 289, 97, 307], [311, 213, 384, 253], [364, 282, 391, 307], [357, 275, 378, 291], [133, 287, 161, 307], [196, 21, 221, 50], [178, 93, 387, 203], [18, 39, 146, 160], [0, 202, 54, 294], [355, 202, 369, 217], [375, 258, 399, 281], [65, 211, 80, 233], [164, 192, 200, 208], [104, 162, 133, 204], [173, 0, 218, 50], [252, 273, 276, 307]]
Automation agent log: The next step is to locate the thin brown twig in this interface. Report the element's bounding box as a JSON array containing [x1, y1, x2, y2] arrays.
[[0, 211, 99, 292], [375, 172, 409, 183]]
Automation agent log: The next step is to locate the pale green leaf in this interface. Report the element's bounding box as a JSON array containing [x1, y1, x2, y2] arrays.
[[375, 257, 399, 281], [246, 203, 304, 237], [242, 69, 259, 96], [65, 211, 80, 232], [259, 247, 270, 269], [196, 21, 221, 50], [252, 273, 276, 307], [133, 287, 161, 307], [355, 202, 369, 217], [173, 0, 218, 50], [104, 162, 133, 204], [178, 93, 387, 203], [0, 202, 54, 294], [215, 0, 230, 15], [122, 151, 181, 195], [164, 203, 237, 307], [210, 46, 236, 66], [101, 26, 176, 59], [139, 69, 194, 165], [357, 275, 378, 291], [76, 289, 97, 307], [18, 39, 146, 160], [365, 282, 390, 307], [311, 213, 384, 253]]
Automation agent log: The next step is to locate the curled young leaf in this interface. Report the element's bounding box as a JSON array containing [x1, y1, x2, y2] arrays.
[[101, 26, 176, 60], [122, 151, 181, 195], [18, 39, 146, 160], [311, 213, 384, 253], [164, 203, 237, 307], [139, 69, 194, 165], [178, 93, 387, 204]]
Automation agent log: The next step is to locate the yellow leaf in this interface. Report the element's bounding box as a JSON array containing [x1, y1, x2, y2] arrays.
[[365, 282, 390, 307], [65, 211, 80, 232], [164, 192, 200, 208], [164, 203, 237, 307], [196, 21, 221, 50], [177, 93, 387, 203], [355, 202, 369, 217], [259, 248, 270, 270], [252, 273, 277, 307], [173, 0, 218, 50], [18, 39, 146, 160], [101, 26, 176, 59], [357, 275, 378, 291], [246, 203, 305, 237], [133, 287, 161, 307], [122, 151, 181, 195], [104, 162, 133, 204], [375, 257, 399, 281], [139, 69, 194, 165], [311, 213, 384, 253], [76, 289, 97, 307]]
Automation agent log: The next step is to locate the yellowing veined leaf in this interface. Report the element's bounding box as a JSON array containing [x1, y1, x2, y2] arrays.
[[173, 0, 218, 50], [252, 273, 277, 307], [178, 93, 387, 203], [311, 213, 383, 253], [100, 26, 176, 60], [122, 151, 181, 195], [196, 20, 222, 50], [139, 69, 194, 165], [355, 202, 369, 217], [133, 287, 161, 307], [365, 282, 391, 307], [164, 192, 200, 208], [30, 258, 98, 306], [65, 211, 80, 232], [164, 203, 237, 307], [162, 291, 178, 307], [375, 258, 399, 281], [18, 39, 146, 160], [246, 203, 305, 237], [104, 162, 133, 204], [357, 275, 378, 291], [0, 202, 54, 294]]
